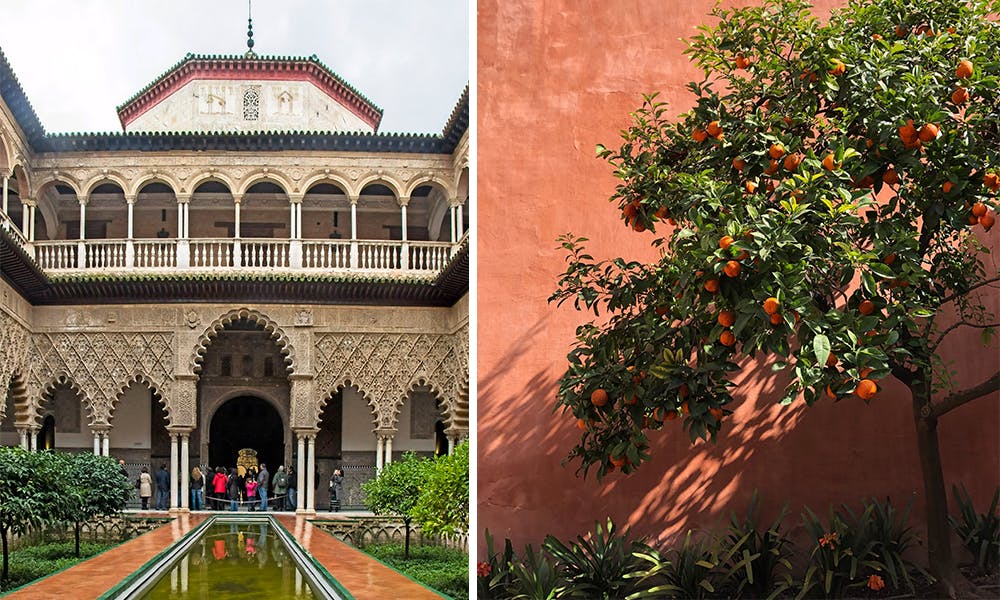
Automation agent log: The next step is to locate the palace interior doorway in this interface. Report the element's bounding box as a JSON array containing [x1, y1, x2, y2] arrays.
[[208, 395, 284, 472]]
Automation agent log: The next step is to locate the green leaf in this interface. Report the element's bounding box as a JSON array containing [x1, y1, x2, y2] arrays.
[[813, 334, 831, 368]]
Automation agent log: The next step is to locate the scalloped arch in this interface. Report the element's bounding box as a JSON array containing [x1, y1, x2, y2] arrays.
[[37, 373, 97, 428], [32, 174, 82, 200], [190, 308, 294, 375], [237, 170, 294, 196], [6, 372, 29, 427], [113, 373, 167, 416]]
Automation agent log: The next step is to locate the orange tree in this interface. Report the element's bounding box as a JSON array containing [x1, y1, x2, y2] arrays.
[[550, 0, 999, 595]]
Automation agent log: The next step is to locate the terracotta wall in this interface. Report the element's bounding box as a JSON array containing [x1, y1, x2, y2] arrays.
[[477, 0, 1000, 553]]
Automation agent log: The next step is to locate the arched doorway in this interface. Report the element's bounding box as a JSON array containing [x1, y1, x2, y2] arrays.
[[208, 396, 284, 472]]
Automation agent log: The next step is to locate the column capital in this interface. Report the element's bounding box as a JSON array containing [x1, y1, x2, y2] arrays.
[[292, 427, 320, 437], [348, 195, 360, 205], [397, 195, 410, 208], [288, 193, 304, 204], [166, 426, 194, 436], [124, 194, 136, 204], [374, 428, 397, 439], [232, 193, 244, 205], [21, 197, 37, 207], [78, 195, 89, 206], [175, 193, 192, 204]]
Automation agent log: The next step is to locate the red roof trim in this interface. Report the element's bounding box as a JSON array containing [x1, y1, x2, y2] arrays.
[[117, 60, 382, 131]]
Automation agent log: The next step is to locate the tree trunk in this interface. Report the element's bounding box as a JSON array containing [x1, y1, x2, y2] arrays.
[[75, 521, 81, 558], [1, 524, 8, 583], [910, 379, 978, 599], [404, 517, 411, 560]]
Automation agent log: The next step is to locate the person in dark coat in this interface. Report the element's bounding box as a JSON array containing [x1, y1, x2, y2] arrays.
[[154, 463, 170, 510], [329, 468, 344, 512], [227, 468, 241, 511], [286, 466, 297, 511], [257, 463, 270, 511]]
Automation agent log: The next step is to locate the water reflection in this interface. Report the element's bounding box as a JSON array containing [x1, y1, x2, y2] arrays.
[[140, 522, 316, 599]]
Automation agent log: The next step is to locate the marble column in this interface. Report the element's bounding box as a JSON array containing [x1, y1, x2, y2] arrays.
[[92, 432, 101, 455], [296, 434, 306, 513], [385, 434, 393, 465], [375, 434, 384, 471], [450, 205, 457, 242], [169, 433, 179, 511], [457, 204, 464, 237], [306, 434, 316, 514], [2, 175, 7, 215], [180, 434, 190, 511], [102, 433, 110, 457], [18, 429, 27, 450]]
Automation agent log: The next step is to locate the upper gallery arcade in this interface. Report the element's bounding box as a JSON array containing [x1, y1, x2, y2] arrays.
[[0, 42, 469, 515]]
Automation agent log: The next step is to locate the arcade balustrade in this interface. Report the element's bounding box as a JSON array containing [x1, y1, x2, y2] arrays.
[[1, 211, 464, 276]]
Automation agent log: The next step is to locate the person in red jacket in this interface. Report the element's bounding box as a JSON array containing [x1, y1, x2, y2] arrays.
[[211, 467, 228, 510]]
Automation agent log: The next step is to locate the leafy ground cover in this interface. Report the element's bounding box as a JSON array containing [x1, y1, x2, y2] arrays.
[[362, 542, 469, 600], [0, 540, 116, 593]]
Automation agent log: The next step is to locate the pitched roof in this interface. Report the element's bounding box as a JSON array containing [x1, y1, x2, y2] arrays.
[[116, 53, 384, 131]]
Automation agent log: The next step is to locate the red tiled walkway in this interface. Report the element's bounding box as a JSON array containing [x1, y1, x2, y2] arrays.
[[5, 512, 449, 599]]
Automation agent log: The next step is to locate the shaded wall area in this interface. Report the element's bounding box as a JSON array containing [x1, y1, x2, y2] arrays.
[[477, 0, 1000, 554]]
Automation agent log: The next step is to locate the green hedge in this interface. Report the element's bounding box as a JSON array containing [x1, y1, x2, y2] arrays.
[[362, 542, 468, 600]]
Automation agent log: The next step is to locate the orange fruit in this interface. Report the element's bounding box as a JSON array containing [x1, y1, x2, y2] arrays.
[[972, 202, 987, 217], [720, 330, 736, 346], [860, 367, 873, 378], [898, 120, 918, 145], [681, 401, 690, 415], [626, 394, 638, 406], [763, 297, 780, 315], [576, 418, 587, 431], [769, 312, 783, 325], [981, 211, 996, 231], [783, 153, 802, 171], [591, 388, 609, 407], [918, 123, 940, 142], [825, 384, 837, 399], [859, 299, 875, 315], [704, 278, 720, 293], [692, 128, 708, 142], [826, 352, 838, 367], [765, 159, 779, 175], [882, 168, 899, 185], [822, 153, 839, 171], [745, 181, 757, 193], [706, 121, 723, 138], [883, 252, 897, 265], [632, 220, 646, 232], [894, 24, 908, 37], [769, 143, 786, 159], [723, 260, 741, 278], [943, 181, 954, 193], [654, 206, 669, 219], [829, 58, 846, 76], [718, 310, 736, 327], [665, 409, 679, 421], [610, 456, 626, 468], [956, 59, 973, 79], [951, 87, 968, 105], [719, 235, 735, 250], [732, 157, 746, 171], [856, 379, 878, 400], [735, 53, 751, 69], [709, 407, 724, 422]]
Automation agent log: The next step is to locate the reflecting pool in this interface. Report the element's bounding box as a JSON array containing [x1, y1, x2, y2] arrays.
[[123, 519, 340, 599]]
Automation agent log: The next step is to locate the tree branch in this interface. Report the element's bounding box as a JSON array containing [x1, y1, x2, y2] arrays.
[[929, 321, 1000, 353], [928, 370, 1000, 420], [938, 275, 1000, 306]]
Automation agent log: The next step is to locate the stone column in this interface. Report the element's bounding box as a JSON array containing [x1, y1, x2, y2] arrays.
[[306, 433, 317, 514], [169, 432, 179, 512], [399, 197, 409, 241], [180, 433, 190, 511], [102, 432, 110, 457], [18, 429, 28, 450], [92, 431, 101, 455], [29, 428, 38, 451], [175, 194, 191, 267], [125, 195, 135, 267], [289, 195, 303, 268], [450, 205, 457, 242], [385, 433, 394, 465], [399, 196, 410, 269], [375, 433, 384, 471], [2, 174, 7, 215], [79, 198, 87, 240], [349, 196, 359, 269], [296, 434, 306, 513], [27, 201, 35, 242], [457, 203, 464, 238], [448, 435, 455, 455], [232, 194, 243, 267]]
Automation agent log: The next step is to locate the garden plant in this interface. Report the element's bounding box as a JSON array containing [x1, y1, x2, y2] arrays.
[[550, 0, 999, 596]]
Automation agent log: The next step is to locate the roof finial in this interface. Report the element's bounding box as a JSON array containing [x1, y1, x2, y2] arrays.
[[245, 0, 257, 58]]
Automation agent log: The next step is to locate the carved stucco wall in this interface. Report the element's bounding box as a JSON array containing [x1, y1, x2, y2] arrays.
[[26, 332, 174, 428], [0, 309, 31, 423], [311, 324, 469, 433]]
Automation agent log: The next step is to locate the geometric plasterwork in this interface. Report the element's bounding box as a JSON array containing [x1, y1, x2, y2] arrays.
[[0, 309, 30, 422], [26, 331, 173, 428], [312, 324, 469, 434]]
